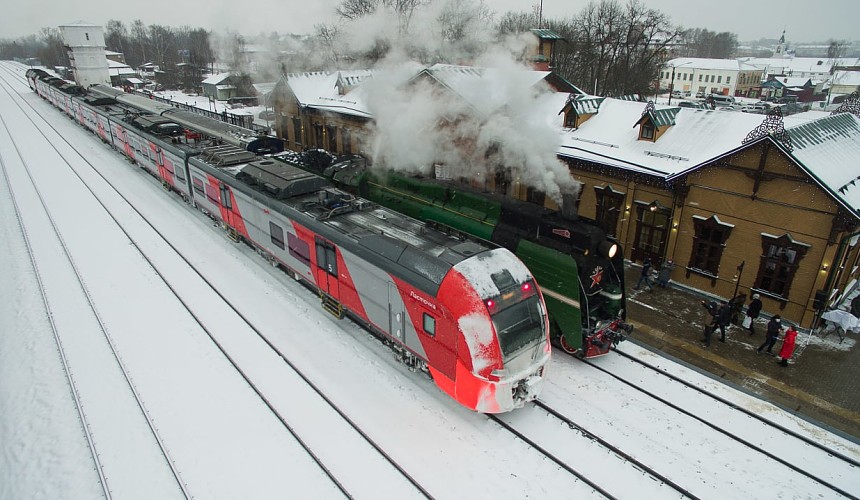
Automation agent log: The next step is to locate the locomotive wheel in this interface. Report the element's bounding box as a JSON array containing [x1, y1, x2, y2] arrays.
[[559, 334, 579, 355]]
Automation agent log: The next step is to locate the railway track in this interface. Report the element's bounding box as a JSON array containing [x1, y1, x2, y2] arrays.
[[0, 63, 429, 499], [569, 344, 860, 498]]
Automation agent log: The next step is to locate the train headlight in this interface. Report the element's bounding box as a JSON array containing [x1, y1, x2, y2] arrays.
[[599, 240, 618, 259]]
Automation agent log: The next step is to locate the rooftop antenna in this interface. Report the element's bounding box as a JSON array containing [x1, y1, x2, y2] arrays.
[[539, 0, 543, 28]]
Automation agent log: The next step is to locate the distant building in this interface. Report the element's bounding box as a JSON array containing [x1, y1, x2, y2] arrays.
[[201, 72, 237, 101], [59, 22, 110, 88], [660, 58, 764, 97]]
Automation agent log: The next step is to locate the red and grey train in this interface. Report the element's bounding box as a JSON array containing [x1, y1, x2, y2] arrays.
[[25, 68, 551, 413]]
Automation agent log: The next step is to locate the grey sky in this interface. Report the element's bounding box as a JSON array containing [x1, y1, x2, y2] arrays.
[[2, 0, 855, 43]]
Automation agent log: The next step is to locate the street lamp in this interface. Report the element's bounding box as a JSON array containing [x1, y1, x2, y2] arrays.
[[666, 61, 693, 106]]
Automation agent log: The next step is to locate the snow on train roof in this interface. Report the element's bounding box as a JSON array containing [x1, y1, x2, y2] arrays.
[[453, 248, 533, 300]]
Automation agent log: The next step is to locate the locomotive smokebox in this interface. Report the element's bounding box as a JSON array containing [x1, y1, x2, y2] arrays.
[[561, 193, 579, 221]]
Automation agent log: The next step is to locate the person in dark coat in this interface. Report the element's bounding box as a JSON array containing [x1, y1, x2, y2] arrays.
[[851, 295, 860, 318], [745, 293, 763, 335], [714, 300, 732, 342], [757, 315, 782, 354], [657, 259, 674, 287], [634, 258, 654, 291], [777, 324, 798, 367], [701, 300, 719, 346]]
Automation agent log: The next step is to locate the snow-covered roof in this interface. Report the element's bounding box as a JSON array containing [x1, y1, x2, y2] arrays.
[[202, 72, 232, 85], [740, 57, 860, 76], [555, 97, 860, 216], [833, 71, 860, 87], [122, 77, 144, 84], [420, 63, 553, 116], [556, 98, 804, 176], [285, 70, 376, 119], [665, 58, 760, 72], [787, 113, 860, 214]]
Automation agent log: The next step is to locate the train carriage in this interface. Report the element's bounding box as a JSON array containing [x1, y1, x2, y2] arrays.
[[30, 75, 550, 413]]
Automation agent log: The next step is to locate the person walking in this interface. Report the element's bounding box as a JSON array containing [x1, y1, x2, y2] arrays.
[[777, 324, 798, 367], [700, 300, 719, 346], [715, 300, 731, 342], [634, 258, 654, 291], [757, 315, 782, 354], [745, 293, 763, 335], [657, 259, 674, 288]]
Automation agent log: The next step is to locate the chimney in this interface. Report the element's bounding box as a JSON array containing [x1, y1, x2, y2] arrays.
[[561, 193, 579, 221]]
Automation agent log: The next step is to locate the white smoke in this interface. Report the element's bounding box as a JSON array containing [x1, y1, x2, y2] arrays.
[[355, 28, 579, 204]]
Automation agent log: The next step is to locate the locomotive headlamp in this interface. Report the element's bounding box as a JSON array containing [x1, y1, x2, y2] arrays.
[[599, 240, 618, 258]]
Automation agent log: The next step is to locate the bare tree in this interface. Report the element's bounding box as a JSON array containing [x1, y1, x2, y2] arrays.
[[105, 20, 127, 57], [130, 20, 149, 65], [37, 27, 67, 69]]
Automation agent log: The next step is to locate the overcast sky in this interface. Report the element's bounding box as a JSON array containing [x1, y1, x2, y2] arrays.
[[2, 0, 855, 44]]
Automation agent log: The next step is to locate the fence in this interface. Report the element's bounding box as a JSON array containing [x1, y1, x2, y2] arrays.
[[131, 90, 270, 134]]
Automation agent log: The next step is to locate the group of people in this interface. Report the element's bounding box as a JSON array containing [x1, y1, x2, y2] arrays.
[[701, 293, 798, 367], [633, 257, 799, 366], [633, 257, 673, 291]]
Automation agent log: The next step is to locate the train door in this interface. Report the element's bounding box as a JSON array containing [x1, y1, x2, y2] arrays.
[[388, 283, 405, 342], [219, 183, 234, 224], [315, 238, 340, 301]]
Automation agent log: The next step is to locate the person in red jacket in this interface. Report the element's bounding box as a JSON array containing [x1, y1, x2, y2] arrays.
[[777, 324, 798, 367]]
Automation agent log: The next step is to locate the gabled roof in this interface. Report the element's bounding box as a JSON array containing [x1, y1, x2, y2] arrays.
[[417, 63, 553, 117], [282, 70, 378, 119], [636, 107, 680, 128], [786, 113, 860, 215], [202, 72, 232, 85], [568, 95, 604, 116], [557, 98, 806, 176], [530, 29, 565, 41]]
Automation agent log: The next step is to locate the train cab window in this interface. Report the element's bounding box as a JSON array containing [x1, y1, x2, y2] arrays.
[[423, 313, 436, 337], [270, 222, 285, 250]]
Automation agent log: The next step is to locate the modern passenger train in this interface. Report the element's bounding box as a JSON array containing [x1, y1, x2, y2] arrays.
[[25, 68, 551, 413]]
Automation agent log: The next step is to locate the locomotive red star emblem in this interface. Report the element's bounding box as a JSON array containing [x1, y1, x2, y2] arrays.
[[590, 266, 604, 288]]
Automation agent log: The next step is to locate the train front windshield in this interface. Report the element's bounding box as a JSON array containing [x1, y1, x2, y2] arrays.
[[491, 295, 546, 360]]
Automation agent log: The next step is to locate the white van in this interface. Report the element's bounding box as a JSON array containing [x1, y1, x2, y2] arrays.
[[710, 94, 736, 106]]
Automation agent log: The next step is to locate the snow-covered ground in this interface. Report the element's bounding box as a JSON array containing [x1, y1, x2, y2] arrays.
[[2, 61, 860, 499]]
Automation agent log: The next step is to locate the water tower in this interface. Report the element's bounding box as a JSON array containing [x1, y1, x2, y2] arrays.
[[59, 22, 110, 87]]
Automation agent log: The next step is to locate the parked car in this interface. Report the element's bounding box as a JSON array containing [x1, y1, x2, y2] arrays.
[[678, 101, 704, 109], [696, 90, 705, 98], [741, 104, 767, 113], [671, 90, 683, 98]]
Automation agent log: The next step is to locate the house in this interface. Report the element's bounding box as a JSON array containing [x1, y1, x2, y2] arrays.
[[758, 76, 816, 102], [201, 72, 238, 101], [107, 58, 137, 86], [555, 96, 860, 328], [659, 58, 764, 98]]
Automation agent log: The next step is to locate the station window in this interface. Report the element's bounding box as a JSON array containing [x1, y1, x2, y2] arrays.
[[423, 313, 436, 337], [270, 222, 285, 249], [689, 215, 733, 275], [754, 234, 809, 298]]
